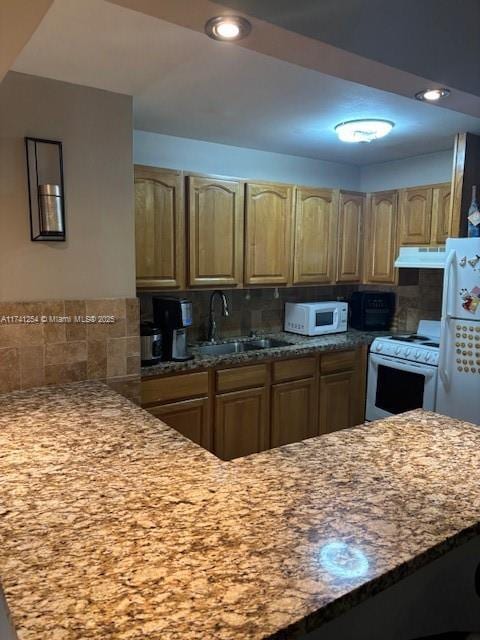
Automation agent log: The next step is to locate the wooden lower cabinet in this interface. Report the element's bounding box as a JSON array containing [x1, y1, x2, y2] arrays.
[[143, 347, 367, 459], [214, 387, 268, 460], [318, 370, 356, 434], [271, 378, 317, 447], [148, 398, 211, 450]]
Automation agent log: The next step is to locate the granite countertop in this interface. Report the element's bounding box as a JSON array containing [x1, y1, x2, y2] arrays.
[[141, 329, 382, 377], [1, 382, 480, 640]]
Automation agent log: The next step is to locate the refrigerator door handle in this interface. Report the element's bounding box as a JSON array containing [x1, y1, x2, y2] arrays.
[[441, 249, 456, 320], [438, 318, 450, 388], [439, 249, 455, 389]]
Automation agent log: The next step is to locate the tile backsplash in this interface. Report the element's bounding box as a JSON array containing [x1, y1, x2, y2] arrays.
[[362, 269, 443, 333], [0, 298, 140, 401], [140, 271, 443, 341], [140, 285, 357, 341]]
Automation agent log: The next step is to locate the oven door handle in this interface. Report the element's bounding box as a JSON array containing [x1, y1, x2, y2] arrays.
[[370, 354, 437, 378]]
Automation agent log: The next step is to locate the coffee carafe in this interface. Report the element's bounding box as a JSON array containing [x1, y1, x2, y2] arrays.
[[152, 297, 193, 361]]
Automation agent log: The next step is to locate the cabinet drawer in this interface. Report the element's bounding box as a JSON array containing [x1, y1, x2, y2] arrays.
[[320, 350, 356, 374], [273, 357, 316, 382], [141, 371, 208, 406], [216, 364, 267, 393]]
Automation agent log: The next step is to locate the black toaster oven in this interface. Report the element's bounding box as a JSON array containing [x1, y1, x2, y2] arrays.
[[349, 291, 395, 331]]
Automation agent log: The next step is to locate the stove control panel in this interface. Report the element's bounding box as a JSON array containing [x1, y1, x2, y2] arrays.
[[371, 339, 439, 366]]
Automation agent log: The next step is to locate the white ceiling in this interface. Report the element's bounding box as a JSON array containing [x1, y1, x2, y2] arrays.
[[11, 0, 480, 165]]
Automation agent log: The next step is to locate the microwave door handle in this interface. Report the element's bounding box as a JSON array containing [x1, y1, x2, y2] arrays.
[[333, 308, 338, 327]]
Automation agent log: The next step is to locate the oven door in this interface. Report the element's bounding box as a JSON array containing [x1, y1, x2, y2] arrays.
[[366, 353, 437, 421]]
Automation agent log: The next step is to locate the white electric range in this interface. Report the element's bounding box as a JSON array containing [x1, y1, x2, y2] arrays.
[[366, 320, 440, 421]]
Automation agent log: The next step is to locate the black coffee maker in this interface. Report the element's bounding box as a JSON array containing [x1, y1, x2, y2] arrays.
[[152, 297, 193, 361]]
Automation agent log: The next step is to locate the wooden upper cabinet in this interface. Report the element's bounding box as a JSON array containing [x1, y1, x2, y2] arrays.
[[399, 187, 433, 245], [293, 188, 338, 284], [336, 192, 364, 283], [135, 166, 185, 289], [245, 182, 294, 285], [431, 183, 452, 245], [364, 191, 398, 284], [187, 176, 244, 287]]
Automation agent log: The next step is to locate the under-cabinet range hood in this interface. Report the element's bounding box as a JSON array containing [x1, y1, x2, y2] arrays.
[[394, 246, 447, 269]]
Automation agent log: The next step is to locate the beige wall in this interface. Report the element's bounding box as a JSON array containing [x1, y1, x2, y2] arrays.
[[0, 0, 53, 82], [0, 71, 135, 301]]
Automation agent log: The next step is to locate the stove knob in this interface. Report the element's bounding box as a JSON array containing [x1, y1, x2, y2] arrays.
[[415, 350, 421, 359], [405, 348, 411, 357], [395, 346, 401, 355], [376, 343, 383, 352], [425, 352, 430, 362]]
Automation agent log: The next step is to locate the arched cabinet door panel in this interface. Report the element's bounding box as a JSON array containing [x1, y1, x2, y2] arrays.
[[187, 176, 244, 287], [364, 191, 398, 284], [245, 182, 294, 285], [337, 192, 364, 283], [293, 188, 338, 284], [399, 187, 433, 245], [135, 165, 185, 289]]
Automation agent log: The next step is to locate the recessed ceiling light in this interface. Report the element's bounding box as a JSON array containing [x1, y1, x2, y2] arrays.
[[205, 16, 252, 41], [415, 88, 450, 102], [334, 119, 394, 143]]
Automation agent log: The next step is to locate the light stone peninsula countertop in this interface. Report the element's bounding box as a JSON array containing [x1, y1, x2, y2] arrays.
[[0, 382, 479, 640]]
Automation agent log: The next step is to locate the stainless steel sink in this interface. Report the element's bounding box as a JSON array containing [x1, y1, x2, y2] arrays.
[[195, 337, 292, 356], [195, 341, 247, 356], [242, 338, 292, 350]]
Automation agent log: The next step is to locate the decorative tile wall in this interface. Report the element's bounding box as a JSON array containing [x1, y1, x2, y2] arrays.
[[139, 272, 443, 341], [0, 298, 140, 402], [361, 270, 443, 332], [139, 285, 358, 341]]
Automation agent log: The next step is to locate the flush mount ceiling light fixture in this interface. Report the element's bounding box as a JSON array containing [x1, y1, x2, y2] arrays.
[[334, 119, 394, 143], [415, 88, 450, 102], [205, 16, 252, 41]]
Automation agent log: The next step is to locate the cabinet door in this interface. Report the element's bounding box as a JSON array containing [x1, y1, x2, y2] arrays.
[[431, 184, 452, 245], [293, 188, 338, 284], [134, 166, 185, 289], [336, 192, 363, 282], [188, 176, 244, 287], [364, 191, 398, 284], [319, 370, 356, 434], [215, 388, 268, 460], [399, 187, 433, 245], [148, 397, 211, 450], [271, 378, 317, 447], [245, 182, 294, 285]]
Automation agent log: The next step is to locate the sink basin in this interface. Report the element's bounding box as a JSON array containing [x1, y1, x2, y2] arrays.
[[195, 337, 292, 356], [196, 341, 247, 356], [242, 338, 292, 350]]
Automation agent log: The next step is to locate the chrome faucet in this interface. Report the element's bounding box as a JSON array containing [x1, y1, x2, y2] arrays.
[[208, 290, 230, 342]]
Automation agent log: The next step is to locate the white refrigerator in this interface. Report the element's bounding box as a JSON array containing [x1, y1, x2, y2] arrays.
[[436, 237, 480, 424]]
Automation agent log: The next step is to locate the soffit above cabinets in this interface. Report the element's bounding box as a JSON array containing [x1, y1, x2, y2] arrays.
[[11, 0, 480, 164]]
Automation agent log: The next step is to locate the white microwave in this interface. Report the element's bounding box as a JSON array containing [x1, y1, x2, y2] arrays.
[[284, 301, 348, 336]]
